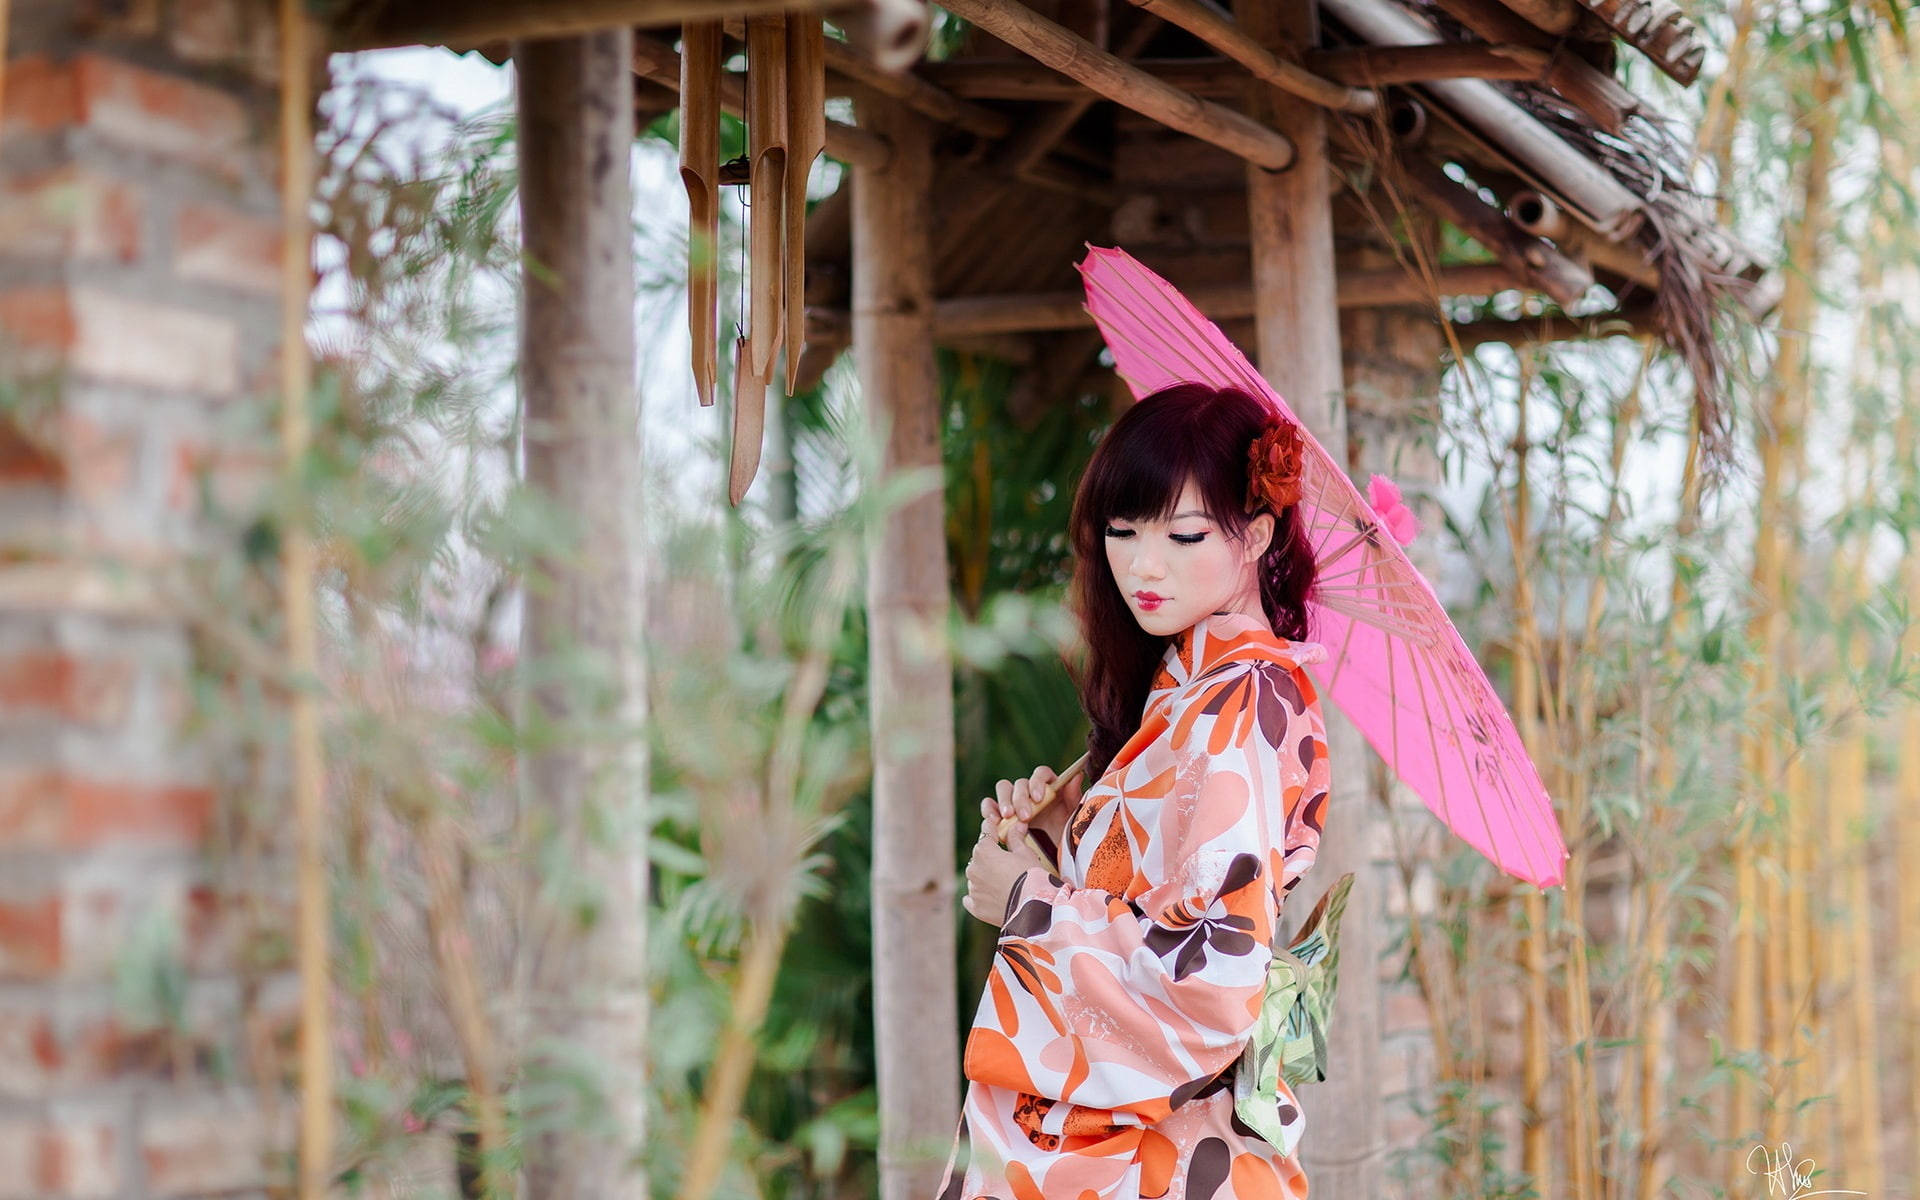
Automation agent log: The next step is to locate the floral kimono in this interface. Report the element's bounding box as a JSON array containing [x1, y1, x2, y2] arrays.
[[938, 610, 1331, 1200]]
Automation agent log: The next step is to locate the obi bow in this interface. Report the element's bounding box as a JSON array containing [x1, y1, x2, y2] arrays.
[[1232, 871, 1355, 1158]]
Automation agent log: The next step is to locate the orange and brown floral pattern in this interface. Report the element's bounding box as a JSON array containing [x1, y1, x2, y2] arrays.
[[936, 611, 1331, 1200]]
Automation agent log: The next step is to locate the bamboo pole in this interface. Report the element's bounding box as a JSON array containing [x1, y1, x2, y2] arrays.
[[279, 2, 331, 1195], [1322, 0, 1644, 238], [1123, 0, 1376, 112], [1512, 389, 1552, 1196], [1394, 153, 1595, 307], [420, 815, 512, 1198], [1782, 55, 1842, 1150], [1899, 376, 1920, 1200], [1634, 405, 1701, 1200], [934, 0, 1298, 170]]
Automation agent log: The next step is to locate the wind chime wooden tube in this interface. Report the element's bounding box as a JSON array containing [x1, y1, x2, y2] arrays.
[[680, 21, 722, 411], [678, 18, 825, 505]]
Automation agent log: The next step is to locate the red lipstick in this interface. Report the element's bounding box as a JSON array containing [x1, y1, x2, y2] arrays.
[[1134, 591, 1166, 611]]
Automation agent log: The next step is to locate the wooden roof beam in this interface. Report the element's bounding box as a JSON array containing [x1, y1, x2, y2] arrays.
[[338, 0, 846, 50], [935, 0, 1297, 171], [1123, 0, 1377, 113], [804, 264, 1533, 342], [1449, 298, 1658, 350], [1310, 43, 1547, 84], [1393, 152, 1594, 307], [917, 56, 1241, 99], [717, 15, 1011, 138], [1320, 0, 1645, 237], [631, 32, 892, 168]]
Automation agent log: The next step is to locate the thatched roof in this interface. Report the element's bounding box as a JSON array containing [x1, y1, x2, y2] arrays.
[[341, 0, 1768, 476], [773, 0, 1769, 474]]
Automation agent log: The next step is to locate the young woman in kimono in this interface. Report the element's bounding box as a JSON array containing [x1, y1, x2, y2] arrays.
[[940, 382, 1331, 1200]]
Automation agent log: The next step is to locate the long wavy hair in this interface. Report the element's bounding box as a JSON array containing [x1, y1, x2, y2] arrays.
[[1069, 383, 1318, 782]]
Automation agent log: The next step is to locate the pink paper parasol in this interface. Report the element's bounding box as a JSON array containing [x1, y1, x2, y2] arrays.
[[1079, 245, 1568, 889]]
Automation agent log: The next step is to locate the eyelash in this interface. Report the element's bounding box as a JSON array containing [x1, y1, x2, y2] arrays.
[[1104, 525, 1208, 545]]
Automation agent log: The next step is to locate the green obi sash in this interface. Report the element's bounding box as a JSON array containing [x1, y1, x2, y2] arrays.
[[1231, 871, 1355, 1158]]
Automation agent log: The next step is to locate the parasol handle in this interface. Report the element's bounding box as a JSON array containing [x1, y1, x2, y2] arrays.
[[993, 751, 1090, 844]]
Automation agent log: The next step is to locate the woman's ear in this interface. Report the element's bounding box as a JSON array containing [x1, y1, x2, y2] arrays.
[[1243, 511, 1276, 564]]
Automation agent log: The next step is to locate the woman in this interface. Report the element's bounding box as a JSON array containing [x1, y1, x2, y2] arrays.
[[940, 382, 1332, 1200]]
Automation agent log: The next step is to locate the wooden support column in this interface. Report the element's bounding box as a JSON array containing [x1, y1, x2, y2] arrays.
[[1237, 0, 1385, 1193], [516, 31, 649, 1200], [854, 103, 958, 1200]]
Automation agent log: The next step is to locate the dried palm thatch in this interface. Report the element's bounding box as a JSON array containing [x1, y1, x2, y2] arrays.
[[1500, 83, 1765, 486]]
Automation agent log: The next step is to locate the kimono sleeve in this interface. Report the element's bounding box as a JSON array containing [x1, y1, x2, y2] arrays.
[[961, 661, 1329, 1131]]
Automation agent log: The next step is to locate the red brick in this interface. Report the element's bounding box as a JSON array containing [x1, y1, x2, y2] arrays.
[[2, 55, 251, 179], [141, 1098, 267, 1195], [65, 779, 215, 850], [0, 287, 239, 396], [166, 436, 276, 515], [0, 414, 63, 486], [0, 165, 142, 263], [0, 1113, 120, 1198], [173, 202, 280, 294], [0, 1005, 61, 1094], [0, 895, 62, 980], [0, 650, 136, 725], [0, 771, 214, 852]]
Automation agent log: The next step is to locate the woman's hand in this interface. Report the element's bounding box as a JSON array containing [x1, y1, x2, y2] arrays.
[[980, 764, 1081, 856], [962, 815, 1052, 925]]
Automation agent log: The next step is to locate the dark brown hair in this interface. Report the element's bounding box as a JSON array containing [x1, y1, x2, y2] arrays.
[[1068, 383, 1317, 782]]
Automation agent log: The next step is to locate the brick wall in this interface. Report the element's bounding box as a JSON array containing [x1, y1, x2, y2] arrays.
[[1337, 236, 1451, 1183], [0, 4, 290, 1196]]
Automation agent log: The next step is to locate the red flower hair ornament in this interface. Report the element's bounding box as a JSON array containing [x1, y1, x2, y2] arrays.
[[1244, 417, 1306, 515]]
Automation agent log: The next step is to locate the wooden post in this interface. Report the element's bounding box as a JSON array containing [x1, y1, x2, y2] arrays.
[[854, 101, 958, 1200], [516, 31, 650, 1200], [1237, 0, 1385, 1194]]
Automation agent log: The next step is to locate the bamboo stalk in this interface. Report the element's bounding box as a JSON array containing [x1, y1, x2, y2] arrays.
[[1900, 386, 1920, 1200], [934, 0, 1298, 170], [1511, 377, 1552, 1197], [420, 814, 512, 1199], [1123, 0, 1376, 112], [280, 3, 332, 1195], [681, 21, 723, 409], [1635, 393, 1702, 1200]]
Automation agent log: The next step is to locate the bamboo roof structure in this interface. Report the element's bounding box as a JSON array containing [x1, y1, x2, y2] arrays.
[[337, 0, 1770, 476]]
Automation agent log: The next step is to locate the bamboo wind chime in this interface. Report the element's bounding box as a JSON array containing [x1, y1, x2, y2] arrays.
[[679, 17, 826, 506]]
